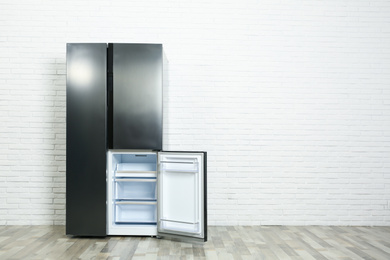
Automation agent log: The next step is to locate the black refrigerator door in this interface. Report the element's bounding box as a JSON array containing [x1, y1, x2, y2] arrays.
[[157, 151, 207, 242], [66, 43, 107, 236], [111, 43, 163, 150]]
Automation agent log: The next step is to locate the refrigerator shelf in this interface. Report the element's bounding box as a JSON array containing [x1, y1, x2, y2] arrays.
[[160, 218, 199, 225], [160, 160, 199, 173], [114, 178, 156, 182], [116, 170, 156, 173], [114, 222, 157, 225], [160, 169, 198, 174], [117, 162, 156, 172], [115, 171, 157, 178], [115, 200, 156, 205], [160, 161, 198, 165]]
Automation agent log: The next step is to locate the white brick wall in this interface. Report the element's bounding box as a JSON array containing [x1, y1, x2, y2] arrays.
[[0, 0, 389, 226]]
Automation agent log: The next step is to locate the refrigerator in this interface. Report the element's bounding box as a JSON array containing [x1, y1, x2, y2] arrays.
[[66, 43, 207, 242]]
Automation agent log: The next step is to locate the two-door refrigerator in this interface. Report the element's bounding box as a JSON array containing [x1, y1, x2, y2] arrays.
[[66, 43, 207, 241]]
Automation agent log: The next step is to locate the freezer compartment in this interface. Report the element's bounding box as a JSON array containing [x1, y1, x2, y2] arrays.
[[115, 178, 157, 200], [112, 153, 157, 177], [115, 201, 157, 224]]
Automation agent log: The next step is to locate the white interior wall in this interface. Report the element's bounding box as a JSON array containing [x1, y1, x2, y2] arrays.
[[0, 0, 389, 225]]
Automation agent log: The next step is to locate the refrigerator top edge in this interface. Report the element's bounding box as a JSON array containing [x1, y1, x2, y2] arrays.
[[160, 150, 207, 154], [66, 43, 163, 48], [67, 43, 108, 46], [108, 149, 160, 153], [107, 150, 206, 154], [109, 43, 163, 46]]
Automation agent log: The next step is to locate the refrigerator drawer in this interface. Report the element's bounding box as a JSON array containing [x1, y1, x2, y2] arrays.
[[115, 202, 157, 224], [115, 179, 156, 200]]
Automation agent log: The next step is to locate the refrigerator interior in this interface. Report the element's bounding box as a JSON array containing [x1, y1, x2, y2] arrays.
[[107, 151, 205, 239], [107, 151, 158, 235]]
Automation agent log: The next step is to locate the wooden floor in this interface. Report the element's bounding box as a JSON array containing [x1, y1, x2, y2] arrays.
[[0, 226, 390, 259]]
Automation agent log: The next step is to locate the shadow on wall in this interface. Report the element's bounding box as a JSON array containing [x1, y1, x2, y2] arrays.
[[46, 55, 67, 225]]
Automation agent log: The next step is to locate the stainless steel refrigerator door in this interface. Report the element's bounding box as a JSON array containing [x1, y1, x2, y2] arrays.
[[66, 43, 107, 236], [112, 44, 163, 150], [157, 152, 207, 241]]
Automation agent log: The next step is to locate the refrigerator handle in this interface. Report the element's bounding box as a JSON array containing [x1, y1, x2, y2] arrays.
[[107, 43, 113, 149]]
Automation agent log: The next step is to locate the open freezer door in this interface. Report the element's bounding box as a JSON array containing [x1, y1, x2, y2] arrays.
[[157, 152, 207, 242]]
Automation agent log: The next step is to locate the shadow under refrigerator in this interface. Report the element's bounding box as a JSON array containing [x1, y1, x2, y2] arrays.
[[66, 43, 207, 241]]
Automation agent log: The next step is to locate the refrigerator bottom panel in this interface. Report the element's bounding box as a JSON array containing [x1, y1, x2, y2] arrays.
[[157, 232, 205, 242], [115, 204, 157, 224], [108, 225, 157, 236]]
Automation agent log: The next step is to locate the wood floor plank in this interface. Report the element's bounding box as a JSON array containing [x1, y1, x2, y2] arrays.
[[0, 226, 389, 259]]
